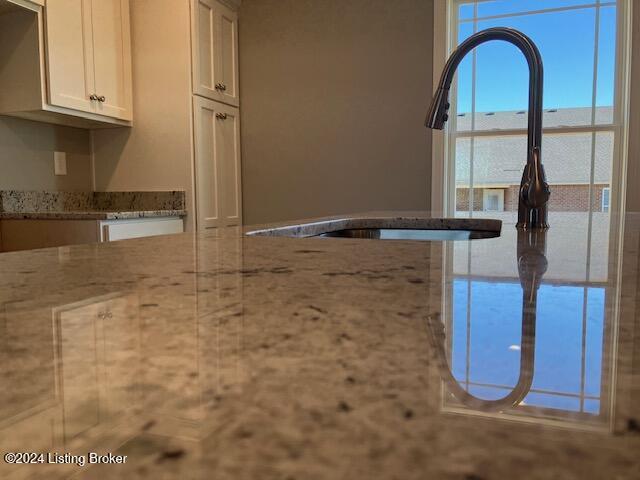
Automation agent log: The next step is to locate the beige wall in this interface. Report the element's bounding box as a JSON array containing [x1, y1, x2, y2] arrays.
[[626, 2, 640, 212], [0, 117, 92, 191], [238, 0, 434, 225], [91, 0, 195, 230]]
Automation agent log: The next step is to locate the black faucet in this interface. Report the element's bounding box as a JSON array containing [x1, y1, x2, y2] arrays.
[[425, 27, 550, 230]]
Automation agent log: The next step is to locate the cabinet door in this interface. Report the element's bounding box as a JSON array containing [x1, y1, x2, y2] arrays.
[[192, 0, 239, 107], [192, 0, 219, 101], [193, 97, 242, 230], [194, 96, 223, 229], [91, 0, 133, 120], [217, 102, 242, 226], [217, 2, 239, 106], [45, 0, 96, 113]]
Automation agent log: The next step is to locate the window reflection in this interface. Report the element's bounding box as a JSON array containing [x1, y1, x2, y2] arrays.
[[451, 280, 606, 415], [434, 219, 615, 428]]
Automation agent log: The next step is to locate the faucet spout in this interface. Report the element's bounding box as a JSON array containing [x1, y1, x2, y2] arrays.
[[426, 27, 550, 229]]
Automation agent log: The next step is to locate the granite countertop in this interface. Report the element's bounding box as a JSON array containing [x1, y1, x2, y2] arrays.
[[1, 211, 639, 480], [0, 191, 187, 220], [0, 210, 187, 220]]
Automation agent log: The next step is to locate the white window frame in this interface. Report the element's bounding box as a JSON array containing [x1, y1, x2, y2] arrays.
[[430, 0, 634, 430], [430, 0, 633, 219]]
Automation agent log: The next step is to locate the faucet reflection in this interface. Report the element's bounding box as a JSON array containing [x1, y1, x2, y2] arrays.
[[428, 230, 547, 412]]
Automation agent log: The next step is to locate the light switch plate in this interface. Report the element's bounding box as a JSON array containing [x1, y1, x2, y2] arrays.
[[54, 151, 67, 175]]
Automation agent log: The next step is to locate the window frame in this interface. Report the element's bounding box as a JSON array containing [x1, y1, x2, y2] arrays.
[[430, 0, 633, 430]]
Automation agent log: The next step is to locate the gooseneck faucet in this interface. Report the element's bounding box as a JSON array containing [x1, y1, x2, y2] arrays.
[[425, 27, 550, 230]]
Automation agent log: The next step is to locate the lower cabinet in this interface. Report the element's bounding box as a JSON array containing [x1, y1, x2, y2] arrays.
[[0, 216, 184, 252], [193, 96, 242, 229]]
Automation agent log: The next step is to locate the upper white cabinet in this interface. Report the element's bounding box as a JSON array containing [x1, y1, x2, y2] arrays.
[[46, 0, 133, 121], [88, 0, 133, 119], [192, 0, 239, 107], [45, 0, 94, 114], [0, 0, 132, 128]]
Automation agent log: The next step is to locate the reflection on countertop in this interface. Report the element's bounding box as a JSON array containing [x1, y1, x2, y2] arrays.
[[0, 211, 639, 479]]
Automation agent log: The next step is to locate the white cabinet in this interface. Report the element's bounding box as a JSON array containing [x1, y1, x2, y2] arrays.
[[191, 0, 242, 230], [88, 0, 132, 120], [45, 0, 96, 114], [0, 0, 132, 128], [191, 0, 239, 107], [194, 96, 242, 229], [46, 0, 133, 121]]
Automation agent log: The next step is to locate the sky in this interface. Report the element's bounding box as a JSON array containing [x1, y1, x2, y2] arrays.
[[454, 1, 617, 113]]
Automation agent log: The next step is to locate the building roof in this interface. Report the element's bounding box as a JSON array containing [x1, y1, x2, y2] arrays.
[[454, 107, 613, 186]]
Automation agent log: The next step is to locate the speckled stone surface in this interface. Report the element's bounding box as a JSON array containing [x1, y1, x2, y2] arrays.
[[0, 211, 639, 480], [0, 191, 186, 219]]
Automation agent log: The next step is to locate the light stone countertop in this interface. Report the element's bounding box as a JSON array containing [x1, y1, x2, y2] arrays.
[[0, 211, 639, 480]]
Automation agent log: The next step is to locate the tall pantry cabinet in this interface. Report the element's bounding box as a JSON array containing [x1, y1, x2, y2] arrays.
[[191, 0, 242, 228]]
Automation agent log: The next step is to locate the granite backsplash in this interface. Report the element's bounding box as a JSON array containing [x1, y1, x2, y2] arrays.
[[0, 191, 185, 214]]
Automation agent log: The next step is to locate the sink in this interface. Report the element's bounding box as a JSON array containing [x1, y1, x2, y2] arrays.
[[316, 228, 498, 241], [245, 216, 502, 241]]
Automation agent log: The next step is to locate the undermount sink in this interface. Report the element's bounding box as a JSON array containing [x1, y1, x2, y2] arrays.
[[245, 216, 502, 242], [316, 228, 499, 241]]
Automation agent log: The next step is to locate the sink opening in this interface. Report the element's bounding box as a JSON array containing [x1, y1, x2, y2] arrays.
[[315, 228, 499, 241]]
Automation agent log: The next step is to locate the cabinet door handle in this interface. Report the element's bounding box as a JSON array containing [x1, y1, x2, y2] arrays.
[[215, 83, 227, 91], [89, 94, 99, 101], [216, 113, 227, 120], [98, 96, 106, 102]]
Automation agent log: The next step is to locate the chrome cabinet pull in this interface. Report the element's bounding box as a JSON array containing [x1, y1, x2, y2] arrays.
[[89, 94, 99, 101], [216, 112, 227, 120], [98, 96, 106, 102], [215, 83, 227, 91]]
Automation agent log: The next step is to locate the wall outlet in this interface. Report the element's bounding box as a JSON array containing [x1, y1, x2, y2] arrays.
[[54, 151, 67, 176]]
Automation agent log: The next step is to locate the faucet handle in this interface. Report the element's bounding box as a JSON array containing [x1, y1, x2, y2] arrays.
[[523, 147, 550, 208]]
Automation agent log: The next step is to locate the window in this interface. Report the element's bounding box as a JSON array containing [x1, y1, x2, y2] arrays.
[[601, 187, 610, 212], [482, 188, 504, 211], [436, 0, 627, 427], [444, 0, 625, 219]]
